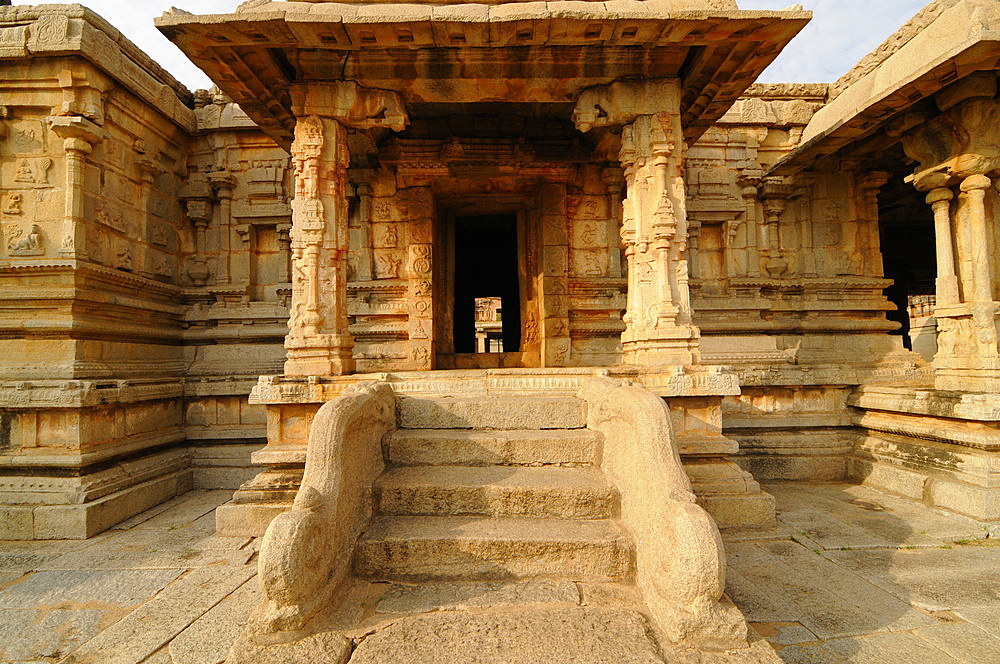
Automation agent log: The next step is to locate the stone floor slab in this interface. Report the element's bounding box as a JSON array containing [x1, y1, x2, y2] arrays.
[[37, 547, 253, 571], [1, 482, 998, 664], [168, 575, 259, 664], [821, 545, 1000, 610], [0, 608, 110, 662], [349, 607, 666, 664], [954, 606, 1000, 639], [377, 579, 580, 614], [60, 565, 256, 664], [777, 631, 961, 664], [132, 490, 233, 531], [0, 568, 183, 609], [914, 622, 1000, 664], [727, 541, 903, 639]]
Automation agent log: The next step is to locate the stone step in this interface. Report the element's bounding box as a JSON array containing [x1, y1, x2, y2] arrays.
[[354, 516, 634, 583], [397, 396, 587, 430], [386, 428, 602, 467], [375, 466, 618, 519]]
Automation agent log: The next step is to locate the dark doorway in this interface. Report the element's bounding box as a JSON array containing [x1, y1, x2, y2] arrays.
[[453, 214, 521, 353], [878, 174, 937, 350]]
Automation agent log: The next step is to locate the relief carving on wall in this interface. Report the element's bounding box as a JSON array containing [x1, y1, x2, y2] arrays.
[[5, 223, 44, 256]]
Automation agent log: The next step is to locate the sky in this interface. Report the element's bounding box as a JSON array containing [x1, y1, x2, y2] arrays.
[[15, 0, 933, 91]]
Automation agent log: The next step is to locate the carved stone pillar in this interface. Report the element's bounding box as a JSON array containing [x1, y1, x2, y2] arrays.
[[602, 166, 625, 279], [179, 173, 213, 287], [961, 174, 996, 305], [284, 82, 408, 376], [48, 117, 103, 260], [926, 184, 959, 305], [857, 171, 891, 278], [209, 171, 239, 290], [283, 116, 354, 375], [792, 175, 817, 277], [902, 94, 1000, 392], [759, 177, 791, 277], [575, 80, 699, 366], [736, 169, 762, 278]]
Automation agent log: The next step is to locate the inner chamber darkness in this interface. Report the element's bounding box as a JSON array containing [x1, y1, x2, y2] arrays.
[[453, 214, 521, 354], [877, 174, 937, 349]]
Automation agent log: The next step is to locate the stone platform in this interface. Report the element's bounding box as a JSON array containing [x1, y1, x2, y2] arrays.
[[220, 367, 774, 537], [2, 482, 998, 663]]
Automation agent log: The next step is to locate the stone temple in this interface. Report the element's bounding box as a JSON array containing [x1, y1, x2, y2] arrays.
[[1, 0, 999, 661]]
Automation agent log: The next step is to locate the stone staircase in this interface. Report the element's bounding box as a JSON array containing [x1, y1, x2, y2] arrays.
[[355, 395, 635, 585], [234, 385, 780, 664]]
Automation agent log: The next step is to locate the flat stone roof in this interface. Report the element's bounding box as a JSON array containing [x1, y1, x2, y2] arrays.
[[769, 0, 999, 176], [157, 2, 809, 148], [0, 3, 196, 129]]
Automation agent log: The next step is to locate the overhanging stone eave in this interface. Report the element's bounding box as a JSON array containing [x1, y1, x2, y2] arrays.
[[768, 30, 1000, 177], [156, 6, 809, 150]]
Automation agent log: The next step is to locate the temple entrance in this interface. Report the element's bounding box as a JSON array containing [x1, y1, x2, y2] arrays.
[[878, 174, 937, 359], [452, 214, 522, 355]]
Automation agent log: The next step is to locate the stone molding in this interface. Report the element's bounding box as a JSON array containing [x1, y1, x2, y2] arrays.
[[0, 4, 195, 130]]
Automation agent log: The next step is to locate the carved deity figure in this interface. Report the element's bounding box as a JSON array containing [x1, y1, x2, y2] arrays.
[[7, 223, 43, 255], [14, 159, 34, 183], [3, 193, 23, 215]]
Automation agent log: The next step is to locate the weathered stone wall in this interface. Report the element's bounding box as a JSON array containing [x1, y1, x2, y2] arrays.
[[0, 5, 198, 538], [685, 84, 925, 480]]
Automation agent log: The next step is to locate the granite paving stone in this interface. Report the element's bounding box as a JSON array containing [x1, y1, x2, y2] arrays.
[[777, 632, 962, 664], [914, 622, 1000, 663], [168, 575, 259, 664], [0, 608, 111, 663], [60, 565, 256, 664], [0, 569, 183, 609], [1, 482, 998, 664]]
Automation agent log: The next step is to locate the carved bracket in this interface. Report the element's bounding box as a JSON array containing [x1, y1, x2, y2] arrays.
[[573, 79, 681, 133], [291, 81, 408, 131]]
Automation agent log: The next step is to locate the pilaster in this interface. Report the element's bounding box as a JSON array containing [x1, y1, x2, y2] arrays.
[[48, 116, 104, 260]]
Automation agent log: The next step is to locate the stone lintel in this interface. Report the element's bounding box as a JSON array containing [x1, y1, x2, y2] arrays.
[[572, 78, 680, 132], [290, 81, 408, 130]]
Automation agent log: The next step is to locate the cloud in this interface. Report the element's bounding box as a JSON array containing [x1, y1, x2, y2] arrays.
[[745, 0, 931, 82]]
